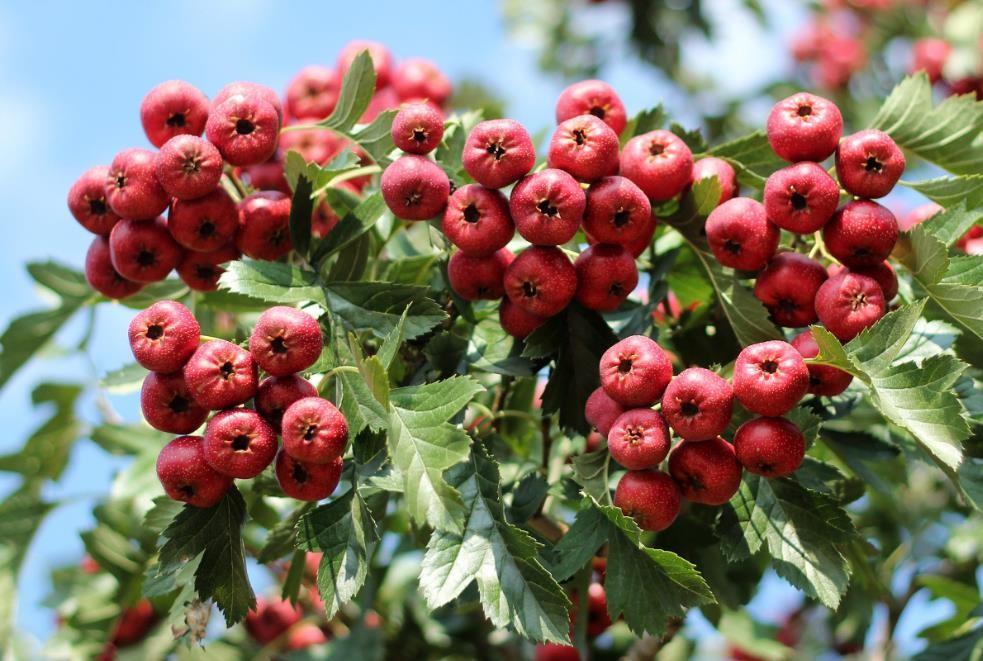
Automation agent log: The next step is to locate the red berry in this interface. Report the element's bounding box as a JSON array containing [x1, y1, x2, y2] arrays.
[[244, 597, 303, 645], [814, 271, 886, 342], [249, 306, 323, 377], [68, 166, 120, 236], [547, 114, 620, 183], [110, 600, 158, 647], [105, 148, 170, 220], [176, 243, 240, 292], [900, 203, 942, 231], [733, 416, 806, 478], [791, 329, 853, 396], [608, 408, 671, 470], [823, 200, 898, 269], [279, 126, 346, 166], [613, 469, 681, 531], [168, 187, 238, 252], [555, 79, 627, 135], [705, 198, 780, 271], [691, 157, 738, 206], [510, 168, 586, 246], [573, 244, 638, 312], [156, 435, 233, 508], [109, 217, 183, 283], [282, 396, 348, 464], [84, 236, 143, 299], [287, 624, 329, 650], [275, 450, 343, 501], [590, 210, 657, 258], [214, 82, 283, 123], [584, 386, 627, 437], [835, 129, 906, 199], [620, 130, 694, 202], [668, 437, 743, 505], [203, 408, 278, 479], [534, 643, 581, 661], [241, 155, 290, 195], [392, 102, 444, 155], [285, 65, 339, 120], [586, 582, 612, 636], [766, 92, 843, 162], [141, 371, 208, 434], [582, 176, 652, 246], [763, 162, 839, 234], [155, 135, 224, 200], [139, 80, 210, 149], [661, 367, 734, 441], [236, 191, 293, 261], [255, 375, 317, 430], [599, 335, 673, 407], [733, 340, 809, 417], [829, 260, 898, 302], [392, 58, 452, 106], [205, 94, 280, 167], [183, 339, 259, 409], [447, 249, 512, 301], [442, 185, 514, 256], [337, 41, 394, 88], [128, 301, 200, 373], [462, 119, 536, 189], [910, 38, 951, 83], [503, 246, 577, 317], [380, 155, 450, 221], [753, 252, 828, 327], [499, 297, 547, 340]]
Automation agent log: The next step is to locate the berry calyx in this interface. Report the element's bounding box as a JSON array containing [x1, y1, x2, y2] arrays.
[[254, 375, 318, 430], [128, 301, 200, 373], [140, 371, 208, 434], [448, 249, 512, 301], [68, 166, 120, 236], [249, 306, 323, 377], [168, 187, 239, 252], [661, 367, 734, 441], [573, 244, 638, 312], [732, 340, 809, 417], [582, 176, 652, 247], [381, 155, 450, 221], [236, 191, 294, 261], [503, 246, 577, 317], [443, 184, 514, 256], [620, 129, 694, 202], [275, 450, 343, 501], [705, 198, 780, 271], [584, 386, 627, 438], [835, 129, 905, 199], [139, 80, 210, 149], [510, 168, 586, 246], [599, 335, 673, 407], [183, 339, 259, 410], [281, 397, 349, 464], [733, 416, 806, 478], [607, 408, 671, 470], [814, 271, 886, 342], [547, 114, 621, 183], [763, 162, 839, 234], [203, 408, 278, 479], [462, 119, 536, 189], [555, 79, 627, 135], [766, 92, 843, 162], [391, 102, 444, 155], [753, 252, 828, 328]]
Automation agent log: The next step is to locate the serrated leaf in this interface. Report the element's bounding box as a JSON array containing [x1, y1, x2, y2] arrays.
[[325, 281, 445, 340], [871, 73, 983, 175], [507, 473, 548, 524], [257, 502, 314, 563], [27, 260, 91, 302], [903, 174, 983, 209], [721, 476, 856, 608], [337, 369, 389, 435], [99, 362, 147, 393], [570, 445, 611, 505], [219, 260, 326, 306], [918, 200, 983, 247], [351, 109, 397, 166], [376, 305, 409, 370], [296, 489, 378, 617], [419, 445, 571, 643], [154, 487, 255, 625], [319, 50, 377, 133], [325, 232, 370, 282], [387, 376, 484, 532], [312, 192, 386, 265], [288, 167, 314, 258], [466, 316, 537, 377], [710, 130, 786, 188]]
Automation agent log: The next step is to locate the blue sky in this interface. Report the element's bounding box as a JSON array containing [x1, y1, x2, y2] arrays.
[[0, 0, 950, 652]]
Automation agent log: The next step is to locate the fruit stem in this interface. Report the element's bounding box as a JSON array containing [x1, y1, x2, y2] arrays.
[[221, 169, 249, 202], [310, 165, 382, 198]]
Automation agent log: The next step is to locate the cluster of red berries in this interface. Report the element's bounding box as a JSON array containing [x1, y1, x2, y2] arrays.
[[586, 331, 838, 532], [127, 300, 348, 507], [67, 41, 453, 299], [708, 91, 904, 347], [909, 36, 983, 99], [380, 79, 715, 338]]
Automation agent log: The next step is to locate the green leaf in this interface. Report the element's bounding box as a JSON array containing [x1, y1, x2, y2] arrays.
[[717, 609, 794, 661], [820, 430, 902, 496], [506, 473, 548, 524], [903, 226, 983, 342], [720, 476, 856, 608], [552, 503, 714, 636], [296, 489, 378, 617], [99, 362, 147, 393], [570, 445, 611, 505], [903, 174, 983, 209], [312, 192, 386, 265], [0, 382, 82, 484], [710, 130, 785, 188], [219, 260, 326, 306], [27, 260, 90, 302], [319, 50, 377, 133], [871, 73, 983, 175], [351, 109, 397, 166], [288, 166, 315, 258], [912, 624, 983, 661], [621, 105, 667, 144], [0, 491, 54, 650], [810, 302, 971, 472], [376, 305, 409, 370], [539, 304, 618, 434], [257, 502, 314, 564], [387, 376, 484, 531], [90, 423, 168, 456], [419, 445, 571, 643], [337, 369, 389, 436], [0, 304, 84, 390], [466, 316, 537, 377], [918, 200, 983, 247], [153, 487, 255, 625], [325, 281, 445, 340], [917, 575, 982, 641]]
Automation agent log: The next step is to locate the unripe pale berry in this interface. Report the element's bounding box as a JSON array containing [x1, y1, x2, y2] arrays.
[[599, 335, 673, 407], [814, 272, 886, 342], [668, 437, 743, 506], [733, 340, 809, 417], [753, 252, 828, 327], [249, 306, 323, 377], [503, 246, 577, 317], [661, 367, 734, 441], [381, 155, 450, 221], [442, 185, 514, 256], [613, 469, 680, 531], [733, 416, 806, 478], [462, 119, 536, 189], [620, 130, 693, 202], [128, 301, 200, 373], [766, 92, 843, 162], [510, 169, 586, 246], [763, 162, 839, 234], [705, 198, 780, 271], [607, 408, 671, 470], [547, 114, 620, 183]]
